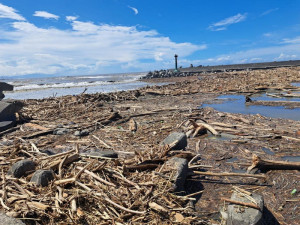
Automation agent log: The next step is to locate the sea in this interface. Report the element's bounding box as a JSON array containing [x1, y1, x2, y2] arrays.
[[1, 72, 160, 100]]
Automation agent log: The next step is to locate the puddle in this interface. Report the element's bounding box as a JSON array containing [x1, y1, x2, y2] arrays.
[[291, 82, 300, 87], [262, 147, 275, 156], [258, 93, 300, 101], [203, 94, 300, 120], [231, 168, 247, 173], [281, 156, 300, 162], [226, 157, 238, 163]]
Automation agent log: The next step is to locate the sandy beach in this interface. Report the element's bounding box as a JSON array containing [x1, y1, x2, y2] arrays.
[[1, 66, 300, 224]]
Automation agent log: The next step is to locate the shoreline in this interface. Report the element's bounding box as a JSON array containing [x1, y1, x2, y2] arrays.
[[1, 66, 300, 224]]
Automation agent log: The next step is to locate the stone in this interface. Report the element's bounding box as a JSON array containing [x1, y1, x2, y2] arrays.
[[0, 82, 13, 91], [8, 159, 36, 178], [163, 157, 188, 194], [0, 212, 25, 225], [40, 149, 56, 155], [0, 100, 23, 121], [0, 121, 15, 132], [53, 128, 70, 135], [81, 150, 118, 159], [225, 192, 264, 225], [30, 170, 55, 187], [160, 132, 187, 150], [74, 129, 89, 137]]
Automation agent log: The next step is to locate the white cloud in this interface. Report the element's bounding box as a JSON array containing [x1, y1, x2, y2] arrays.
[[274, 53, 297, 61], [0, 17, 204, 76], [208, 13, 247, 31], [33, 11, 59, 20], [0, 3, 25, 20], [282, 36, 300, 44], [261, 8, 279, 16], [263, 33, 272, 37], [66, 16, 78, 21], [128, 6, 138, 15]]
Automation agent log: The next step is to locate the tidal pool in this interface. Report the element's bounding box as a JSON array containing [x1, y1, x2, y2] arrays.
[[202, 94, 300, 120]]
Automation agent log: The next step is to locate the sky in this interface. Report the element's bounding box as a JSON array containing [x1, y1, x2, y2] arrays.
[[0, 0, 300, 77]]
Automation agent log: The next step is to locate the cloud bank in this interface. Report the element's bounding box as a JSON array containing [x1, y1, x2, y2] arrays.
[[0, 4, 204, 76]]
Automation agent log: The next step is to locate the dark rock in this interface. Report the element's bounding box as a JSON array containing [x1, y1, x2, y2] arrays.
[[245, 96, 253, 103], [0, 121, 15, 132], [0, 100, 23, 121], [0, 92, 4, 100], [40, 149, 56, 155], [0, 82, 13, 91], [163, 157, 188, 194], [30, 170, 55, 187], [160, 132, 187, 150], [74, 129, 89, 136], [0, 212, 24, 225], [8, 159, 36, 178], [81, 150, 118, 159], [224, 192, 264, 225], [53, 128, 70, 135]]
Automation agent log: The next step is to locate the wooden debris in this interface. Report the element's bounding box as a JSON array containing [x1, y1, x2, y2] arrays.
[[247, 154, 300, 172], [193, 171, 266, 179], [221, 197, 261, 211]]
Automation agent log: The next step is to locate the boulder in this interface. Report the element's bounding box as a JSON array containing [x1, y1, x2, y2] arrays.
[[8, 159, 36, 178], [224, 192, 264, 225], [0, 212, 24, 225], [0, 82, 13, 92], [80, 150, 118, 159], [163, 157, 188, 194], [160, 132, 187, 150], [0, 121, 15, 132], [30, 170, 55, 187], [0, 100, 23, 121]]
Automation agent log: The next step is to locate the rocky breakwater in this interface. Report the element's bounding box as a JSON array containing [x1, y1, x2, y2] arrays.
[[142, 69, 194, 79]]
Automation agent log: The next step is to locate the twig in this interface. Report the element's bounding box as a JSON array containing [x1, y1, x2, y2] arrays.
[[95, 193, 146, 215], [76, 166, 116, 187], [92, 135, 112, 149], [221, 198, 261, 211]]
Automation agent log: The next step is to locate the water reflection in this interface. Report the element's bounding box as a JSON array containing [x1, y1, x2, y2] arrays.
[[203, 94, 300, 120]]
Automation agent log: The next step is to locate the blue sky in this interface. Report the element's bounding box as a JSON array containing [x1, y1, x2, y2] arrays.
[[0, 0, 300, 77]]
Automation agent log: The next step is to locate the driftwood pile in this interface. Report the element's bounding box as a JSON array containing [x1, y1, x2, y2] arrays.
[[0, 66, 300, 224]]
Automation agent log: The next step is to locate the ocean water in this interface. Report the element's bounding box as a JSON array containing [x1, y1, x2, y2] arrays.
[[2, 72, 160, 100]]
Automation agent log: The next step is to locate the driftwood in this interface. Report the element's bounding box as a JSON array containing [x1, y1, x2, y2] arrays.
[[247, 154, 300, 172], [193, 171, 266, 179], [22, 130, 53, 139], [221, 198, 261, 211]]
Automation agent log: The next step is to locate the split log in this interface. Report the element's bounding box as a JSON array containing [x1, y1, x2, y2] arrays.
[[247, 154, 300, 172]]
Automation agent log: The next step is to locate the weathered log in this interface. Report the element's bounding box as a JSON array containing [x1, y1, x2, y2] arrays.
[[193, 171, 266, 179], [247, 154, 300, 172]]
